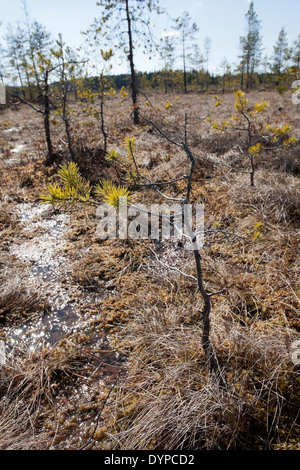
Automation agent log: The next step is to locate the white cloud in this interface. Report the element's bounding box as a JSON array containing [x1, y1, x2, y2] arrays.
[[161, 31, 181, 38], [194, 1, 203, 5]]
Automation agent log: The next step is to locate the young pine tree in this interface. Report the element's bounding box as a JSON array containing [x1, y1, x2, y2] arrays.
[[173, 11, 199, 93], [293, 34, 300, 68], [239, 0, 263, 90], [272, 27, 290, 77], [89, 0, 163, 125]]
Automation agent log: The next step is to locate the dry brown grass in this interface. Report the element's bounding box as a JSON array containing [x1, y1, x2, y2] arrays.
[[0, 88, 299, 450], [0, 263, 45, 327], [0, 329, 123, 450], [90, 302, 299, 450]]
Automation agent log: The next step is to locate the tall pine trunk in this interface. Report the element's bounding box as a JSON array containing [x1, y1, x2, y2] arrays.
[[44, 71, 55, 165], [125, 0, 139, 125]]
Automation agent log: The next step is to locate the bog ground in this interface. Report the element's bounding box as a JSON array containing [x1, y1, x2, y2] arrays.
[[0, 89, 299, 450]]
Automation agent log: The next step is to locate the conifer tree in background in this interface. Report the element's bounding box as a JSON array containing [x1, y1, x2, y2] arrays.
[[220, 57, 230, 94], [0, 22, 3, 85], [22, 0, 52, 95], [203, 36, 212, 90], [26, 21, 52, 94], [260, 54, 271, 87], [5, 24, 28, 98], [10, 31, 81, 166], [293, 34, 300, 68], [190, 44, 205, 91], [173, 11, 199, 93], [0, 42, 5, 86], [159, 36, 176, 94], [5, 13, 52, 100], [160, 36, 176, 71], [272, 27, 290, 77], [91, 0, 163, 125], [52, 34, 76, 161], [239, 0, 263, 90]]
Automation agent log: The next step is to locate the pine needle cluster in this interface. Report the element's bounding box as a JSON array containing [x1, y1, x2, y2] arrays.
[[41, 162, 131, 209]]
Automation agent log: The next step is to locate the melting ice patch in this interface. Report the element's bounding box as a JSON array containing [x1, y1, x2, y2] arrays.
[[3, 127, 20, 133], [7, 203, 90, 350], [11, 144, 26, 153]]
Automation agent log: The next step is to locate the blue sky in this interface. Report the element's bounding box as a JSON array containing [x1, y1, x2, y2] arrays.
[[1, 0, 299, 74]]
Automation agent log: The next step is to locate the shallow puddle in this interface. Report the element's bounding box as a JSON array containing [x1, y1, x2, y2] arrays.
[[6, 203, 95, 351]]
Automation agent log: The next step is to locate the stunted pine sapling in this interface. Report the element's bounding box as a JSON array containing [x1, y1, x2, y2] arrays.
[[206, 89, 298, 186], [173, 11, 199, 94], [11, 34, 83, 165], [11, 50, 56, 165], [77, 49, 114, 155], [41, 133, 228, 387], [51, 35, 83, 162]]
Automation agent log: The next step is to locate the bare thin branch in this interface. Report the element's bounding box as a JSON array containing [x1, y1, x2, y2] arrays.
[[148, 245, 197, 282]]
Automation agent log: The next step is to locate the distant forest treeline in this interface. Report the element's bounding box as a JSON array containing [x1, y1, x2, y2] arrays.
[[86, 68, 293, 95], [3, 67, 295, 109], [1, 0, 299, 112]]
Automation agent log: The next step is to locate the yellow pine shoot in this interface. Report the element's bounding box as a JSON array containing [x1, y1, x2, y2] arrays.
[[120, 86, 128, 98], [94, 180, 131, 208], [41, 163, 91, 206], [248, 143, 262, 154], [234, 89, 248, 113], [105, 149, 119, 162], [251, 100, 269, 115]]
